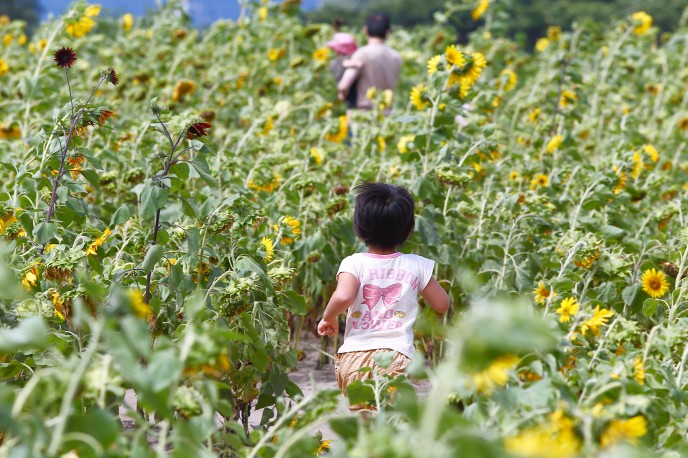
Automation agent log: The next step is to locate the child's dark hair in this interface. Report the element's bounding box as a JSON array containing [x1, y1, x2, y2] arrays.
[[353, 182, 414, 250], [366, 13, 391, 39]]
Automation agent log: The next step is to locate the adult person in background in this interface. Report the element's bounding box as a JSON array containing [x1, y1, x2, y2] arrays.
[[337, 13, 401, 111]]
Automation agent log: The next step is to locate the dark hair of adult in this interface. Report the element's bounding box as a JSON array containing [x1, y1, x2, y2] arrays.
[[353, 182, 415, 250], [366, 13, 391, 39]]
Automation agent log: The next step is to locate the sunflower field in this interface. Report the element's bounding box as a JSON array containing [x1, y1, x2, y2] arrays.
[[1, 0, 688, 456]]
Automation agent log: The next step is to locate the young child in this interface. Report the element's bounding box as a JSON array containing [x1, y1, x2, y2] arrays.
[[326, 32, 360, 109], [317, 183, 450, 410]]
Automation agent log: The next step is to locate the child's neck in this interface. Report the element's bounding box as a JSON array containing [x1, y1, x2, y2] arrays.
[[366, 246, 398, 255]]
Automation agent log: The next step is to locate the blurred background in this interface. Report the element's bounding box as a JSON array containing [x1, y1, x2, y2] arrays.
[[1, 0, 686, 42]]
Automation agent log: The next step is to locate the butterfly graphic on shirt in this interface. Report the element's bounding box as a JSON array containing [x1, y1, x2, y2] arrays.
[[361, 283, 402, 310]]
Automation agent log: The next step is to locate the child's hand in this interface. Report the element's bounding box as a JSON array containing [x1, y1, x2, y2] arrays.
[[318, 318, 338, 336]]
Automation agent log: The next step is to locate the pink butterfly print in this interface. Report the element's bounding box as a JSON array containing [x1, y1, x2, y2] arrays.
[[361, 283, 402, 310]]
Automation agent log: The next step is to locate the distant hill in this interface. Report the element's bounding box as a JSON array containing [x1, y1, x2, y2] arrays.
[[40, 0, 321, 25]]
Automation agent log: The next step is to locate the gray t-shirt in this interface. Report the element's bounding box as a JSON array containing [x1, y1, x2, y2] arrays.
[[348, 43, 401, 109]]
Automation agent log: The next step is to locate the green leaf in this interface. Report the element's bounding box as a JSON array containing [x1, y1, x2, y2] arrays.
[[65, 408, 119, 458], [139, 185, 168, 220], [141, 244, 165, 273], [372, 351, 395, 369], [110, 204, 132, 226], [235, 256, 266, 279], [56, 185, 69, 203], [622, 284, 640, 306], [346, 380, 375, 405], [642, 298, 658, 317], [0, 317, 48, 352], [80, 169, 101, 189], [189, 156, 217, 187], [33, 222, 57, 244], [280, 290, 307, 314]]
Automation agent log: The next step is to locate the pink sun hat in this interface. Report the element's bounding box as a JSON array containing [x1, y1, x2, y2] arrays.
[[327, 33, 358, 55]]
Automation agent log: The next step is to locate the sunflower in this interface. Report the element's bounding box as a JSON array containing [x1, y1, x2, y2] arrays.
[[556, 297, 579, 323], [187, 121, 212, 139], [0, 58, 8, 76], [579, 306, 614, 336], [106, 67, 119, 86], [445, 45, 465, 67], [325, 115, 347, 143], [397, 135, 415, 154], [261, 237, 275, 261], [631, 11, 652, 36], [66, 15, 96, 38], [472, 355, 519, 394], [630, 151, 643, 179], [528, 108, 541, 123], [547, 25, 561, 41], [310, 147, 323, 165], [546, 135, 564, 154], [678, 117, 688, 131], [509, 171, 520, 181], [535, 38, 549, 52], [612, 166, 627, 194], [127, 289, 153, 320], [172, 80, 196, 102], [409, 84, 429, 110], [85, 228, 111, 256], [633, 357, 644, 385], [530, 173, 549, 188], [122, 13, 134, 31], [376, 136, 386, 152], [427, 54, 442, 75], [642, 144, 658, 163], [641, 268, 669, 298], [559, 89, 576, 108], [472, 0, 490, 21], [499, 68, 517, 91], [312, 47, 330, 62], [533, 281, 554, 305], [315, 439, 332, 456], [54, 47, 77, 68], [51, 290, 66, 320], [85, 5, 102, 17], [21, 264, 39, 290], [601, 416, 647, 447]]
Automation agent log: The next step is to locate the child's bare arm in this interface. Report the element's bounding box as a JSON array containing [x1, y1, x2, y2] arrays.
[[421, 278, 451, 313], [318, 273, 358, 336]]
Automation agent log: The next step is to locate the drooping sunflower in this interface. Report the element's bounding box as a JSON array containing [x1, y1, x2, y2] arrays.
[[641, 268, 669, 298]]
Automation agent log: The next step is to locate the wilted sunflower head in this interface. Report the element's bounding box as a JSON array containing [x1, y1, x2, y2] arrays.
[[105, 67, 119, 86], [187, 121, 212, 139], [54, 47, 77, 68]]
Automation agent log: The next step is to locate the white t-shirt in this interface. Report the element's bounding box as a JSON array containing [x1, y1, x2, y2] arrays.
[[336, 252, 435, 359]]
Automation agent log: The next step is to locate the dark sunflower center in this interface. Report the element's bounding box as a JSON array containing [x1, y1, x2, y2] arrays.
[[649, 278, 661, 290]]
